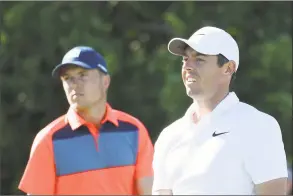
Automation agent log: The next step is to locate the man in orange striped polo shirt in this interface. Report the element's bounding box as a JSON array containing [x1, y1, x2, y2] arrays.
[[18, 46, 154, 195]]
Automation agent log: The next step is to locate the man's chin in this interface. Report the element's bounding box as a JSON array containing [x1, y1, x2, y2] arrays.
[[70, 102, 88, 111], [186, 89, 204, 100]]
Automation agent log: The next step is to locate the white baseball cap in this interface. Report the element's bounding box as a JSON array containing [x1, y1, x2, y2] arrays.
[[168, 26, 240, 71]]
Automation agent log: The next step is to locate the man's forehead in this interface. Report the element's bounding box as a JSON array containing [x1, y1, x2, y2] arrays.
[[60, 65, 87, 76], [184, 46, 207, 57]]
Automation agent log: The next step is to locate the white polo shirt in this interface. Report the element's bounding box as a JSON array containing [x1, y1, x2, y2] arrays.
[[152, 92, 288, 195]]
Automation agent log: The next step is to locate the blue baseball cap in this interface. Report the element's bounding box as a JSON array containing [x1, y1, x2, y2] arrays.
[[52, 46, 108, 78]]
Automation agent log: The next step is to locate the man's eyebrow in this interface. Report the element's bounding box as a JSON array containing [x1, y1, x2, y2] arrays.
[[60, 74, 68, 78], [194, 52, 207, 57], [183, 45, 207, 57], [183, 51, 207, 57], [78, 69, 87, 73]]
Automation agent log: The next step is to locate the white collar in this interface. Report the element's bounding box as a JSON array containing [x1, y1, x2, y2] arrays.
[[184, 92, 240, 122]]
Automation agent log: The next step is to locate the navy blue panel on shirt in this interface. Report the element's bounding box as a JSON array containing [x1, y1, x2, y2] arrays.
[[52, 121, 139, 176]]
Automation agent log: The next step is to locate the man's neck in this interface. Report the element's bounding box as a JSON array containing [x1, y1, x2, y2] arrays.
[[193, 89, 229, 120], [75, 101, 107, 126]]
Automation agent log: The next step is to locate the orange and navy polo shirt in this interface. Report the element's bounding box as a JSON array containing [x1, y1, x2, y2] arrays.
[[18, 103, 154, 195]]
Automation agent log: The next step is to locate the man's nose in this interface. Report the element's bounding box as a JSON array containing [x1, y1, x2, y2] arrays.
[[183, 61, 194, 71], [68, 77, 81, 87]]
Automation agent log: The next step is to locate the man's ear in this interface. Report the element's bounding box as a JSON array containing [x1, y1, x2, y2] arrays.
[[103, 75, 111, 90], [223, 61, 236, 76]]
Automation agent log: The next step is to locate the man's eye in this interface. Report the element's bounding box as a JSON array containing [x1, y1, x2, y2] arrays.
[[80, 72, 87, 77], [195, 58, 204, 63], [182, 57, 188, 62]]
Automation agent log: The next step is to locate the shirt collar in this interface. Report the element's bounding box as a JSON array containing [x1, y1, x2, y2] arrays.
[[66, 103, 119, 130], [184, 92, 240, 122]]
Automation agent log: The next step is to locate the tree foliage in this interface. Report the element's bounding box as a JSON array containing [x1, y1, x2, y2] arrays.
[[0, 2, 291, 194]]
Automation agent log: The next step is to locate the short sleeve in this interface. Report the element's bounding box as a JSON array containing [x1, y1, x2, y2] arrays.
[[243, 116, 288, 184], [152, 129, 172, 193], [18, 133, 56, 194], [135, 122, 154, 179]]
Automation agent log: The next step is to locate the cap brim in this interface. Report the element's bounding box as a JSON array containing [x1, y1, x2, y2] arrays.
[[168, 38, 191, 56], [51, 61, 93, 78], [168, 37, 217, 56]]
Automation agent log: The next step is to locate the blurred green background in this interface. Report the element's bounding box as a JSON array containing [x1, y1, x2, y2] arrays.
[[0, 1, 291, 194]]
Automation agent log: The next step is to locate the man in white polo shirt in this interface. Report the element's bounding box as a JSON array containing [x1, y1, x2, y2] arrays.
[[152, 26, 288, 195]]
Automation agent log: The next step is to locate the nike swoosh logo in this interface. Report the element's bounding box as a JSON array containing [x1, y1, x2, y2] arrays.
[[212, 131, 229, 137]]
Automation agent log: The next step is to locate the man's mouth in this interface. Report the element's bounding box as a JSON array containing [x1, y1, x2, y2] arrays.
[[186, 75, 197, 83], [71, 92, 83, 97], [186, 78, 196, 82]]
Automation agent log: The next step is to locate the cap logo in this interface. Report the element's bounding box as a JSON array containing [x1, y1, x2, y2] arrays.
[[64, 48, 81, 60]]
